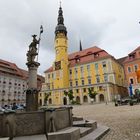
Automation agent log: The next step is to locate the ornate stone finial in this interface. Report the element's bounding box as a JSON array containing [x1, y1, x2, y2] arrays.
[[26, 35, 40, 66]]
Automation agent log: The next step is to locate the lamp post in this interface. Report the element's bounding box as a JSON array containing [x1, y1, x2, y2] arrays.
[[2, 92, 5, 106], [103, 85, 108, 105]]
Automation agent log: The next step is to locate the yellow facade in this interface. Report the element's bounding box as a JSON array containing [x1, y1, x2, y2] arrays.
[[41, 57, 127, 105]]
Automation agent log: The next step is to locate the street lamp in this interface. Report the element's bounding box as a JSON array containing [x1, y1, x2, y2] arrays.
[[103, 85, 108, 105]]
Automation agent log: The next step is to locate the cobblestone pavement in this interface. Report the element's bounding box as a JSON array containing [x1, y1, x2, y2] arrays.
[[73, 103, 140, 140]]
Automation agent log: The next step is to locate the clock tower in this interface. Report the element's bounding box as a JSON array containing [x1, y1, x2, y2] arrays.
[[53, 5, 69, 89]]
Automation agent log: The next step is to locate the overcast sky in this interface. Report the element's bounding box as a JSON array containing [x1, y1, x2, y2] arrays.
[[1, 0, 140, 75]]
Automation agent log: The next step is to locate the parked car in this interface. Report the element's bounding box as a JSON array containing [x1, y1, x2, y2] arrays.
[[0, 107, 5, 112]]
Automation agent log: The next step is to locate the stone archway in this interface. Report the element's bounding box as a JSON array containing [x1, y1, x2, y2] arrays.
[[76, 96, 80, 103], [63, 97, 67, 105], [99, 94, 105, 102], [83, 95, 88, 103], [48, 98, 52, 104]]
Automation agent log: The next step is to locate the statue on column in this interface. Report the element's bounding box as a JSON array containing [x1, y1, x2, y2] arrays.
[[26, 35, 40, 63]]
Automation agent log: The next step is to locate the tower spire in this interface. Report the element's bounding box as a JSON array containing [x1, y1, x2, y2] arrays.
[[55, 3, 67, 36], [80, 40, 83, 51], [60, 0, 61, 8]]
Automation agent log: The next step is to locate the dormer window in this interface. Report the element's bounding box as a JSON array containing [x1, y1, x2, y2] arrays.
[[94, 53, 99, 58], [75, 55, 80, 63], [129, 53, 135, 59], [76, 58, 80, 63]]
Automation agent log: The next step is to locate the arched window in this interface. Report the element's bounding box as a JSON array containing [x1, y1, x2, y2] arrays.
[[99, 94, 105, 102], [83, 96, 88, 103], [76, 96, 80, 103]]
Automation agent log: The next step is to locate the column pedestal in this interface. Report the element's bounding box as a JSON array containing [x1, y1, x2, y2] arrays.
[[26, 62, 40, 111]]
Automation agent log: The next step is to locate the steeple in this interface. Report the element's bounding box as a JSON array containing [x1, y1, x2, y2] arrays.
[[80, 40, 83, 51], [55, 5, 67, 36]]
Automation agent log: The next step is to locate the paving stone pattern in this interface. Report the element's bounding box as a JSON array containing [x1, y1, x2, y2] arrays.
[[73, 103, 140, 140]]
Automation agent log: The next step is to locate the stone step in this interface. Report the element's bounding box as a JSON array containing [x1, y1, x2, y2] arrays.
[[80, 125, 110, 140], [12, 135, 47, 140], [0, 138, 9, 140], [48, 127, 80, 140], [73, 120, 97, 130], [73, 116, 83, 121], [78, 127, 93, 137]]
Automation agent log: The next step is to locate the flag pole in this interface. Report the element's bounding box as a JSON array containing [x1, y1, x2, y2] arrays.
[[37, 25, 43, 62]]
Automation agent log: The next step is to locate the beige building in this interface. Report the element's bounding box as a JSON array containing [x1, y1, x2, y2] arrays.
[[0, 59, 44, 106]]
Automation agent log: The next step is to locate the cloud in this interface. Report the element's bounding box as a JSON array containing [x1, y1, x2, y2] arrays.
[[0, 0, 140, 75]]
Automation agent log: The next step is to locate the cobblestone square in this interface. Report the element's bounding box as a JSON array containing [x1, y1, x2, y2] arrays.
[[73, 103, 140, 140]]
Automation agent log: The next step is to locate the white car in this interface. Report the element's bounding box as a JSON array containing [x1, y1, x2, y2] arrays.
[[0, 107, 5, 112]]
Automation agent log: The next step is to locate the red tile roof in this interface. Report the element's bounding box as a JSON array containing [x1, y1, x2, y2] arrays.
[[123, 46, 140, 63], [45, 46, 112, 73], [68, 46, 111, 67], [0, 59, 45, 83], [117, 56, 127, 65], [0, 59, 23, 77], [129, 46, 140, 55]]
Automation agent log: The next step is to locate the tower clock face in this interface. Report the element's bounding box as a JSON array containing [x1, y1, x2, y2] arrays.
[[55, 61, 61, 70]]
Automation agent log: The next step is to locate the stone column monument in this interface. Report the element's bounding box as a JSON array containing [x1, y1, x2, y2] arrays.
[[26, 35, 40, 111]]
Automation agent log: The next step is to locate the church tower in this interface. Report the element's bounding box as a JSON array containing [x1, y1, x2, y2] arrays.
[[53, 5, 69, 89]]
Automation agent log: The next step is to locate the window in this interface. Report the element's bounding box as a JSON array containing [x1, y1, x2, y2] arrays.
[[53, 72, 56, 79], [128, 67, 131, 73], [80, 66, 83, 72], [80, 66, 84, 77], [91, 87, 94, 91], [75, 67, 78, 78], [48, 85, 50, 90], [76, 81, 78, 86], [96, 76, 100, 83], [70, 81, 72, 87], [52, 73, 54, 79], [75, 68, 78, 73], [95, 63, 98, 70], [83, 88, 86, 92], [87, 65, 90, 70], [76, 89, 79, 93], [99, 86, 102, 91], [102, 61, 106, 68], [69, 69, 72, 75], [104, 75, 108, 82], [87, 65, 90, 76], [48, 74, 50, 79], [88, 79, 91, 85], [134, 65, 138, 71], [81, 80, 84, 85], [130, 78, 134, 84]]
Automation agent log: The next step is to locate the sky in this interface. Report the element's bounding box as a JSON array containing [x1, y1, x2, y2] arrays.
[[0, 0, 140, 75]]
